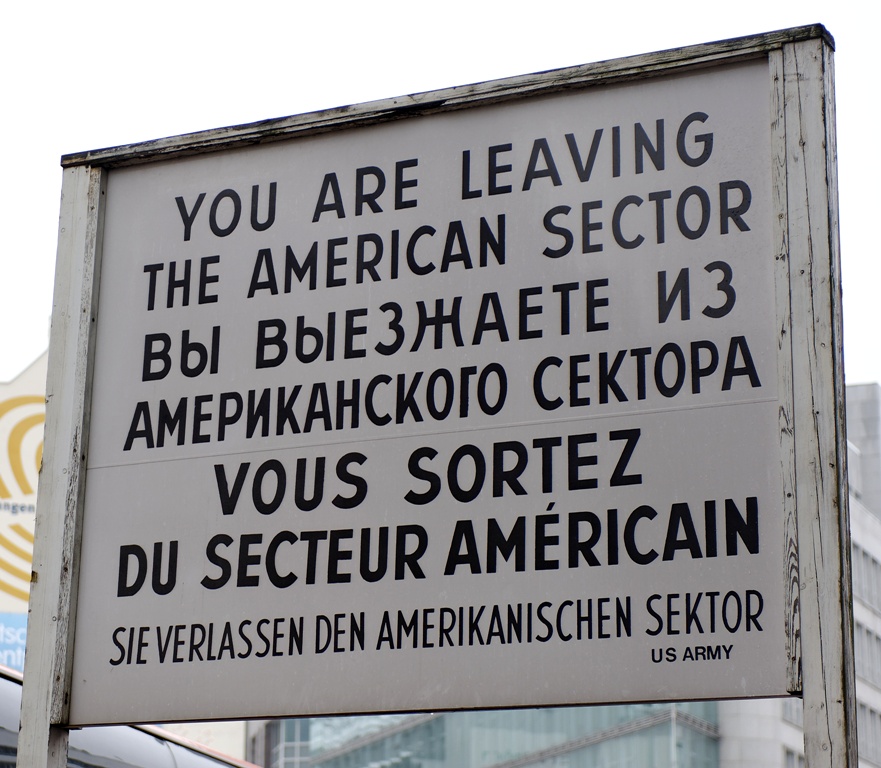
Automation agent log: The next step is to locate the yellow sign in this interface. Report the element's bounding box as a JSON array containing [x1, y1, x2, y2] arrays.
[[0, 353, 46, 608]]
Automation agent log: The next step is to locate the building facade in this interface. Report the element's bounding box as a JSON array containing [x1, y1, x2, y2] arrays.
[[246, 384, 881, 768]]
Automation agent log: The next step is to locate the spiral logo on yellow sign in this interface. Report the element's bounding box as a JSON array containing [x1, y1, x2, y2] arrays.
[[0, 395, 44, 604], [0, 396, 44, 500]]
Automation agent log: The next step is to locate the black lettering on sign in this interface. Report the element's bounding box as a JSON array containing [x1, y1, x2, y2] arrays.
[[176, 184, 276, 240], [212, 454, 368, 515]]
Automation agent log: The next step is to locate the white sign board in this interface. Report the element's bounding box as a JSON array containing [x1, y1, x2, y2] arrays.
[[65, 56, 791, 725]]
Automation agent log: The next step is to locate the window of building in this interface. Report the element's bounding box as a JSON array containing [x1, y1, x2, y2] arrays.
[[782, 698, 803, 727]]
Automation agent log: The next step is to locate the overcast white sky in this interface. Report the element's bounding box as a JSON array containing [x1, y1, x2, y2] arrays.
[[1, 1, 878, 385]]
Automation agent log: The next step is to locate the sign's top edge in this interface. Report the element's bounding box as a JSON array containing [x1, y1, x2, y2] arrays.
[[61, 24, 832, 170]]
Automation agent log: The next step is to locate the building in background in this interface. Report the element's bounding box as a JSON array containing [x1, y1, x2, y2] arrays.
[[246, 384, 881, 768], [846, 384, 881, 767]]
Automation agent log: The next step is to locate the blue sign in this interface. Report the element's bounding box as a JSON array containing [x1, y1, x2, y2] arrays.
[[0, 614, 27, 671]]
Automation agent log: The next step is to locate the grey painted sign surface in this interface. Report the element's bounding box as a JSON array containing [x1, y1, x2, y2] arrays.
[[69, 58, 788, 724]]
